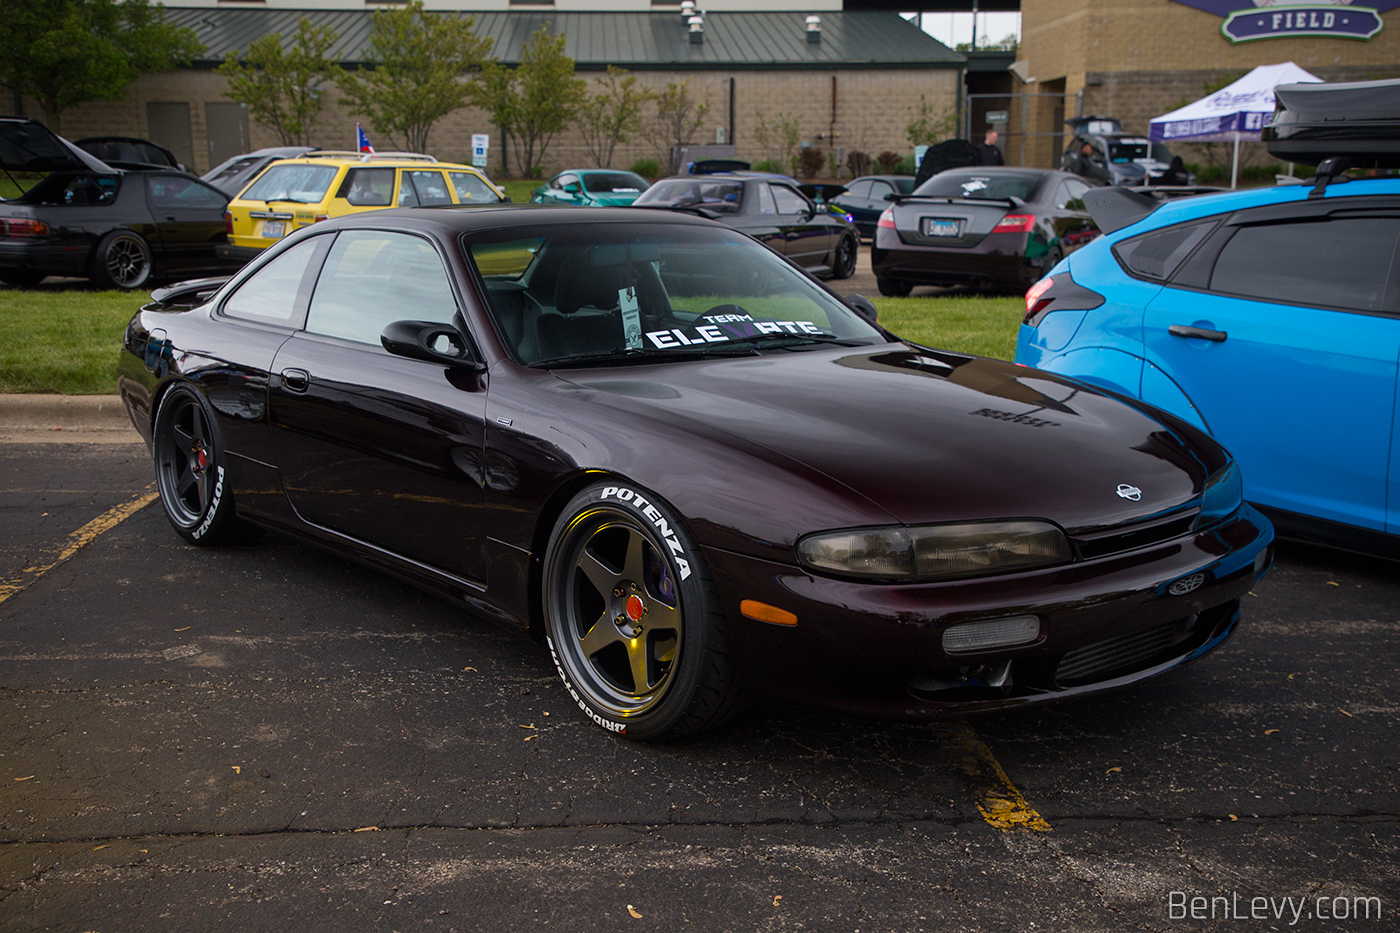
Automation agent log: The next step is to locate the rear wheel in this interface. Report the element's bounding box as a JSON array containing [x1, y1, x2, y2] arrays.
[[543, 481, 745, 739], [877, 276, 912, 297], [152, 385, 260, 546], [831, 234, 858, 279], [90, 231, 152, 290]]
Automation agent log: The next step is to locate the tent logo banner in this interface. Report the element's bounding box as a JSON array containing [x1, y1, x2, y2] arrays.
[[1170, 1, 1391, 42]]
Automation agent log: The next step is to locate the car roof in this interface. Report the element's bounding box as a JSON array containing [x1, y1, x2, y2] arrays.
[[308, 204, 722, 237], [1103, 176, 1400, 238], [260, 153, 484, 171]]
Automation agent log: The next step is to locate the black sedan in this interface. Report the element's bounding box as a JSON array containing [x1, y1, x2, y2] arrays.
[[118, 205, 1273, 740], [632, 174, 859, 279], [830, 174, 915, 237], [872, 167, 1101, 296], [1, 118, 242, 289]]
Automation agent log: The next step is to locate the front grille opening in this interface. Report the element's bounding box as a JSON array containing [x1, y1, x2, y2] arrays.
[[1070, 508, 1199, 561], [1055, 615, 1198, 686]]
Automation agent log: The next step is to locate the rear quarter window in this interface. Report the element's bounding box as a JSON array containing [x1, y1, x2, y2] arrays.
[[1112, 220, 1217, 282]]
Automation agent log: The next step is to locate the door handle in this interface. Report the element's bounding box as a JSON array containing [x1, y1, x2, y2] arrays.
[[280, 368, 310, 392], [1168, 324, 1227, 343]]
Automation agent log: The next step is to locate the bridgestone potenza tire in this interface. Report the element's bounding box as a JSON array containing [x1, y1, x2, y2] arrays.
[[91, 230, 153, 290], [543, 481, 746, 740], [831, 233, 858, 280], [152, 385, 260, 546]]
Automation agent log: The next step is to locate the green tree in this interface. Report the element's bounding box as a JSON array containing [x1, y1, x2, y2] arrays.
[[336, 0, 493, 153], [905, 94, 959, 148], [0, 0, 202, 131], [579, 67, 653, 169], [473, 27, 586, 177], [649, 81, 708, 174], [217, 17, 339, 147]]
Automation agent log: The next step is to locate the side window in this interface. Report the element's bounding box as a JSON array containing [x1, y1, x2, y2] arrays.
[[60, 175, 118, 206], [340, 168, 394, 206], [770, 184, 810, 216], [222, 237, 326, 325], [305, 231, 458, 345], [1062, 178, 1090, 210], [868, 181, 893, 201], [844, 180, 871, 200], [557, 173, 580, 190], [1209, 216, 1400, 312], [1114, 220, 1217, 282], [404, 170, 452, 206], [449, 171, 500, 203], [146, 174, 228, 210], [755, 183, 778, 215], [397, 171, 418, 207]]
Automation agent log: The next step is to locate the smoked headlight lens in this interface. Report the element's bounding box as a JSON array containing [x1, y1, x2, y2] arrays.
[[797, 520, 1072, 582], [1199, 461, 1242, 528]]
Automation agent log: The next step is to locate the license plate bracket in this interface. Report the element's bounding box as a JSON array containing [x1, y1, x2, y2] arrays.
[[922, 217, 961, 238]]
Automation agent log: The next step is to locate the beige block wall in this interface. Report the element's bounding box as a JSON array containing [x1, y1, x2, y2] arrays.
[[33, 66, 959, 179]]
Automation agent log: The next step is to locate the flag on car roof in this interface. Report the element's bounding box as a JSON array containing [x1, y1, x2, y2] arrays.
[[356, 124, 375, 154]]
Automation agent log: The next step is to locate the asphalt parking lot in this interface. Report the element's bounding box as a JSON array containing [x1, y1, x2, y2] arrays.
[[1, 432, 1396, 931]]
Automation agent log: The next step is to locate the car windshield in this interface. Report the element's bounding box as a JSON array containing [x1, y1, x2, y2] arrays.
[[583, 172, 647, 194], [914, 171, 1045, 201], [633, 179, 744, 213], [466, 223, 886, 366], [240, 163, 338, 203], [1150, 142, 1175, 163], [1108, 139, 1152, 163]]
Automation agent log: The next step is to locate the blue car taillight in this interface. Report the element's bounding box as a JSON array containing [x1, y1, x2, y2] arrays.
[[1023, 271, 1106, 326]]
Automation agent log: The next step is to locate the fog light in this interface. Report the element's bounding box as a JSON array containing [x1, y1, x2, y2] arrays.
[[942, 615, 1040, 653]]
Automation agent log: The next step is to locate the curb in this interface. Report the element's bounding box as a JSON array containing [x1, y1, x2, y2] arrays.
[[0, 394, 140, 442]]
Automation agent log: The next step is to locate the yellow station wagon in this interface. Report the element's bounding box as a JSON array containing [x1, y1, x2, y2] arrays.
[[219, 151, 507, 262]]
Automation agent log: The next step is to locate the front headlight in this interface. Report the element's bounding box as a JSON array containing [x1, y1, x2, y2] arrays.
[[796, 520, 1072, 582], [1198, 461, 1242, 527]]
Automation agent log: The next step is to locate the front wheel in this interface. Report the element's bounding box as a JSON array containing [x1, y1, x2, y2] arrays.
[[152, 385, 260, 546], [831, 234, 858, 280], [542, 481, 745, 739], [90, 230, 152, 290]]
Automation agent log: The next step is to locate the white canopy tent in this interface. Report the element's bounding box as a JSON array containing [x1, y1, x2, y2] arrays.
[[1149, 62, 1323, 188]]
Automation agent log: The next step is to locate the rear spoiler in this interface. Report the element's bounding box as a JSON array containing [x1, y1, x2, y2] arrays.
[[888, 194, 1025, 210], [1082, 187, 1160, 234], [146, 276, 231, 310]]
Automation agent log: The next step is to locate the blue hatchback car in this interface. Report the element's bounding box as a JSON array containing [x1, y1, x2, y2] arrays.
[[1015, 176, 1400, 555]]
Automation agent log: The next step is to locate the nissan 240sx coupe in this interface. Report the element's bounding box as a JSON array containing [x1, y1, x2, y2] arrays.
[[117, 205, 1273, 740]]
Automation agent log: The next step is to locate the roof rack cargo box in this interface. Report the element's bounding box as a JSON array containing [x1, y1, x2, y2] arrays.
[[1263, 77, 1400, 168]]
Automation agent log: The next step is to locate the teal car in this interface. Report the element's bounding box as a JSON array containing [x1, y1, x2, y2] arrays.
[[530, 169, 649, 207]]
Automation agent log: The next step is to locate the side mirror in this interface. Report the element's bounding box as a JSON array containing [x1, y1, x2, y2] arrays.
[[846, 294, 878, 325], [381, 320, 485, 372]]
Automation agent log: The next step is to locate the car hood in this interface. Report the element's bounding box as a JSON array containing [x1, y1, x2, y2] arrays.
[[0, 117, 118, 176], [562, 344, 1214, 532]]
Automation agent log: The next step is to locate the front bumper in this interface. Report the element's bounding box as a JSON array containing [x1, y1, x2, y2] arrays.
[[705, 504, 1273, 720]]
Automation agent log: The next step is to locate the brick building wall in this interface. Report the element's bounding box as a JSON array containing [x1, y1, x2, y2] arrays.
[[1015, 0, 1400, 168], [28, 66, 958, 179]]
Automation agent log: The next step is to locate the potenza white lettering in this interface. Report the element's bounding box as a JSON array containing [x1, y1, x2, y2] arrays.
[[192, 465, 225, 539], [599, 485, 692, 579], [547, 637, 627, 733], [644, 320, 823, 349]]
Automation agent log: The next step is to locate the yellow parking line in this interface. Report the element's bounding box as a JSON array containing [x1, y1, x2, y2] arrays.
[[0, 488, 157, 605], [948, 719, 1051, 832]]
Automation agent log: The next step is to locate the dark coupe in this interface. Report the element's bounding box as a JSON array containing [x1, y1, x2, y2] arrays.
[[1, 118, 241, 289], [118, 205, 1273, 740], [632, 174, 859, 279], [872, 167, 1101, 296]]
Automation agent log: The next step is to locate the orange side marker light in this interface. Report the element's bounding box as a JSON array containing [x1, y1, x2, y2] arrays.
[[740, 600, 798, 627]]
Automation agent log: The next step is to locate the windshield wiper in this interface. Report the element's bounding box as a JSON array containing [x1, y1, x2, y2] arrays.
[[730, 332, 865, 350], [530, 344, 758, 369]]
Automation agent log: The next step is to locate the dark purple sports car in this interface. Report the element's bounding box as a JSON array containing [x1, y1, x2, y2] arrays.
[[117, 205, 1273, 740]]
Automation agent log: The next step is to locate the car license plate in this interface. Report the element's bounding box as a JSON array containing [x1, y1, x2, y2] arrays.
[[923, 218, 961, 237], [261, 220, 285, 239]]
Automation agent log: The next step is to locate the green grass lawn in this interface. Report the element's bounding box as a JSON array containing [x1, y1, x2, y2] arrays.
[[0, 284, 1022, 395]]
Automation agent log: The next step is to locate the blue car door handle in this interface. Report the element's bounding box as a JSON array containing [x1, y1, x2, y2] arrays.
[[280, 368, 310, 392], [1169, 324, 1228, 343]]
